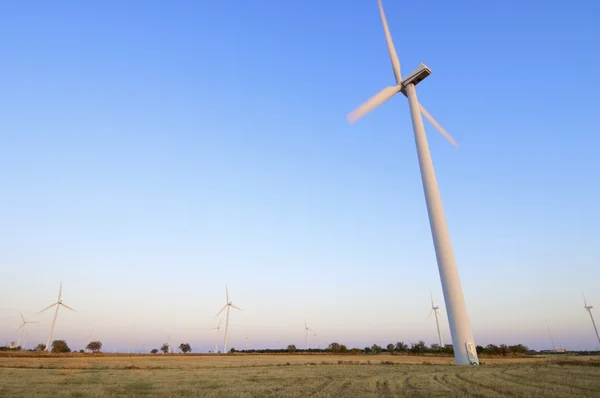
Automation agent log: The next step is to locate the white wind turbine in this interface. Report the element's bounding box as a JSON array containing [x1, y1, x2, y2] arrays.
[[38, 282, 76, 351], [212, 319, 222, 353], [583, 293, 600, 346], [428, 291, 443, 347], [346, 0, 478, 365], [304, 321, 313, 351], [215, 285, 242, 354], [16, 312, 39, 349], [546, 320, 556, 351]]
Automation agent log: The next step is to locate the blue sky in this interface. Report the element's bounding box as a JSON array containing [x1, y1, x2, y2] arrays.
[[1, 0, 599, 352]]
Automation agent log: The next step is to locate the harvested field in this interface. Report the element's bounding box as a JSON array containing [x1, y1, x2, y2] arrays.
[[0, 354, 598, 397]]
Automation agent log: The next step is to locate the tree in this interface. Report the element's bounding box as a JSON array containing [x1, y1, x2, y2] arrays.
[[229, 347, 236, 354], [508, 344, 529, 355], [430, 344, 442, 353], [51, 340, 71, 353], [328, 342, 341, 353], [179, 343, 191, 353], [386, 344, 395, 353], [371, 344, 382, 354], [86, 341, 102, 353], [499, 344, 508, 356], [444, 344, 454, 355], [160, 343, 169, 354], [364, 346, 372, 354], [485, 344, 500, 355], [339, 344, 348, 353], [410, 341, 427, 355], [476, 345, 484, 356], [287, 344, 296, 353], [395, 342, 408, 353], [35, 343, 46, 351], [150, 349, 159, 354]]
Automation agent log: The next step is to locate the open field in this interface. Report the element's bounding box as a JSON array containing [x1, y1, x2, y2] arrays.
[[1, 354, 599, 397]]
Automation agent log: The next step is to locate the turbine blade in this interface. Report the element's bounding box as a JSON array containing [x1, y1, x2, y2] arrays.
[[226, 285, 229, 303], [20, 312, 25, 323], [430, 290, 434, 307], [61, 303, 76, 312], [230, 304, 242, 311], [428, 309, 434, 320], [419, 104, 458, 147], [215, 304, 227, 318], [347, 85, 402, 124], [37, 303, 57, 314], [58, 281, 63, 301], [17, 324, 24, 331], [377, 0, 402, 84]]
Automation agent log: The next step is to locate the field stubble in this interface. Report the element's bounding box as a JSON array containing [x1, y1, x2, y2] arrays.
[[0, 353, 598, 397]]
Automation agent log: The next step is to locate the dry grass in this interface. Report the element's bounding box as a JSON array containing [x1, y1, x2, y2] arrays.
[[0, 353, 598, 397]]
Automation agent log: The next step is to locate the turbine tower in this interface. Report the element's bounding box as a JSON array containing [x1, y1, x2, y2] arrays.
[[346, 0, 478, 365], [16, 312, 39, 349], [583, 294, 600, 346], [215, 285, 242, 354], [38, 281, 76, 351], [304, 321, 313, 351], [429, 292, 444, 347], [212, 319, 222, 353]]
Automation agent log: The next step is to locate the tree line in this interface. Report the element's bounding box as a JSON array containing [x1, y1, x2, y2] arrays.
[[1, 340, 531, 356]]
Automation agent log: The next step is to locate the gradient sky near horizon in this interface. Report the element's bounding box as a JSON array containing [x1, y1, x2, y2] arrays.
[[1, 0, 599, 353]]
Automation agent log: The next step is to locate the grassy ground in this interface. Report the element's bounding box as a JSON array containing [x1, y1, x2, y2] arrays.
[[1, 353, 598, 397]]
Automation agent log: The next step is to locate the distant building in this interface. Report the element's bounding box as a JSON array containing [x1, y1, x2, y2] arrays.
[[540, 349, 567, 353]]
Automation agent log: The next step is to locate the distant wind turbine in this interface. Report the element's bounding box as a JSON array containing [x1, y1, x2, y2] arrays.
[[16, 312, 38, 349], [428, 292, 443, 347], [304, 321, 313, 351], [212, 319, 222, 353], [38, 281, 75, 351], [546, 321, 556, 351], [215, 285, 242, 354], [346, 0, 478, 365], [583, 293, 600, 346]]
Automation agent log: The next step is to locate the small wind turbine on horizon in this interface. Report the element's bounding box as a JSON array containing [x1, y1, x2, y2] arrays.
[[38, 281, 75, 351], [428, 291, 443, 347], [346, 0, 478, 365], [212, 319, 222, 353], [16, 312, 38, 349], [583, 293, 600, 346], [304, 321, 313, 351], [546, 321, 556, 351], [215, 285, 242, 354]]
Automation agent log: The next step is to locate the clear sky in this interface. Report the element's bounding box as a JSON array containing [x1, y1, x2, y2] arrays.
[[1, 0, 599, 353]]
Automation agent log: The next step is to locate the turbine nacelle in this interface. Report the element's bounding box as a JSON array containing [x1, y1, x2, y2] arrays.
[[401, 63, 431, 89]]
